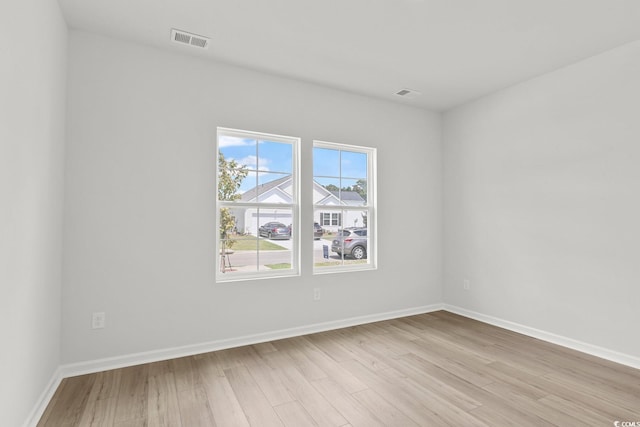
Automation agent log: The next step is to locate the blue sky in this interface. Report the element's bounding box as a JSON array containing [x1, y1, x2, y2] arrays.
[[219, 136, 367, 193], [313, 148, 367, 179], [219, 136, 292, 173]]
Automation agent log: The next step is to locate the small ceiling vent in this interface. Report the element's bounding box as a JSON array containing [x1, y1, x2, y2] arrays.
[[395, 88, 421, 99], [171, 29, 210, 49]]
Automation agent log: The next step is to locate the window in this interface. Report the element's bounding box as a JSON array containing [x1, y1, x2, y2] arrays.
[[313, 141, 376, 272], [217, 128, 299, 281], [320, 212, 342, 226]]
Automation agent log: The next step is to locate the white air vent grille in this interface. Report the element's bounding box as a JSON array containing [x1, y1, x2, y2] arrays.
[[395, 88, 421, 99], [171, 29, 210, 49]]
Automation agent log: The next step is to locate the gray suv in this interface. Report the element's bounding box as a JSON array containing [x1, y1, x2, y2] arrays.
[[331, 228, 367, 259]]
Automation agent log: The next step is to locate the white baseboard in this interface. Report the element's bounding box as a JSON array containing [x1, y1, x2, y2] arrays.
[[23, 367, 63, 427], [60, 304, 444, 378], [444, 304, 640, 370]]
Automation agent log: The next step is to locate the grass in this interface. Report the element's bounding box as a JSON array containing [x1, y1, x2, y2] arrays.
[[223, 235, 287, 251], [313, 261, 343, 267], [314, 259, 368, 267], [265, 263, 292, 270]]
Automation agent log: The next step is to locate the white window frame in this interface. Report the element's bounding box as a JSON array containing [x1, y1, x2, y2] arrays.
[[216, 127, 300, 282], [313, 140, 377, 274]]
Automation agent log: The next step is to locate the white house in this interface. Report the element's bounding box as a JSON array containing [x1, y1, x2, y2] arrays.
[[231, 176, 366, 234]]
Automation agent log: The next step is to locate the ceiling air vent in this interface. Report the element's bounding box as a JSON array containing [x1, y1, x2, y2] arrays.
[[395, 88, 421, 99], [171, 29, 210, 49]]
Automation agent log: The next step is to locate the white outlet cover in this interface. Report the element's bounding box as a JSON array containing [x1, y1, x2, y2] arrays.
[[92, 312, 105, 329]]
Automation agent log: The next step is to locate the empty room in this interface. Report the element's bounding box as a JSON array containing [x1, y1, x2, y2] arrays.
[[3, 0, 640, 426]]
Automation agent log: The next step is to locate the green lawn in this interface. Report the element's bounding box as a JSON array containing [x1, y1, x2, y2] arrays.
[[265, 263, 292, 270], [223, 235, 287, 251], [313, 261, 343, 267]]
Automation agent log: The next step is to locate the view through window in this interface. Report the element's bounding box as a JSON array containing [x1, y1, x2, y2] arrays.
[[313, 141, 376, 272], [217, 128, 299, 281]]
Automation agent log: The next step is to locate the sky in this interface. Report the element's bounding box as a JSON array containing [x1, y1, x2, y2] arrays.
[[219, 135, 367, 194]]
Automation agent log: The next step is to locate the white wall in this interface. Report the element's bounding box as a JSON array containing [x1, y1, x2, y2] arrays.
[[62, 31, 442, 364], [0, 0, 67, 425], [443, 41, 640, 357]]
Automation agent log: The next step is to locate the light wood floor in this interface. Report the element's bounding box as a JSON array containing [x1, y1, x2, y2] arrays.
[[39, 311, 640, 426]]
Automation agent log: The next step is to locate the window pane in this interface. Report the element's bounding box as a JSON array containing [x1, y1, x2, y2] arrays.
[[342, 211, 369, 267], [313, 177, 341, 205], [219, 208, 258, 275], [218, 152, 254, 202], [219, 138, 257, 170], [219, 170, 294, 204], [341, 150, 367, 179], [254, 172, 292, 203], [314, 209, 371, 270], [339, 178, 367, 206], [258, 141, 292, 173], [313, 208, 343, 268], [257, 208, 293, 271], [220, 236, 259, 274], [313, 148, 368, 205], [219, 208, 294, 274], [313, 147, 340, 177]]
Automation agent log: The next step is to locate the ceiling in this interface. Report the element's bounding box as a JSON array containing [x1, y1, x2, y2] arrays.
[[57, 0, 640, 111]]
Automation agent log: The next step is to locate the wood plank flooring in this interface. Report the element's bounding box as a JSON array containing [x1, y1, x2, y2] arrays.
[[38, 311, 640, 426]]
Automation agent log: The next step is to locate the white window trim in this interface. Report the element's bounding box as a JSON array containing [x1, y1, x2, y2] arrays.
[[216, 127, 300, 283], [313, 140, 377, 274]]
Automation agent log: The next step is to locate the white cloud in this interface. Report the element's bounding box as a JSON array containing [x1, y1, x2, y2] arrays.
[[218, 136, 255, 148], [236, 155, 270, 170]]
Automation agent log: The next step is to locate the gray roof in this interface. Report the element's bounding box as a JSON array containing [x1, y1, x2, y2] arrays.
[[330, 190, 365, 202], [240, 174, 291, 202]]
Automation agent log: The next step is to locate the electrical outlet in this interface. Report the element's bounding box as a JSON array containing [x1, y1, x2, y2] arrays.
[[463, 279, 470, 291], [313, 288, 321, 301], [92, 312, 105, 329]]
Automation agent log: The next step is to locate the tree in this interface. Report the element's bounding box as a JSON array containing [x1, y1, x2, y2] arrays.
[[218, 152, 248, 249], [353, 179, 367, 201], [322, 180, 366, 201]]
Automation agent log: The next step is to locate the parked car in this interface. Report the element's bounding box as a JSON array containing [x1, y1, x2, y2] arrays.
[[259, 222, 291, 240], [331, 228, 367, 259]]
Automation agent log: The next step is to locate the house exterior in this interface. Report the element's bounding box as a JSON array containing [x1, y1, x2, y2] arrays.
[[231, 176, 365, 234]]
